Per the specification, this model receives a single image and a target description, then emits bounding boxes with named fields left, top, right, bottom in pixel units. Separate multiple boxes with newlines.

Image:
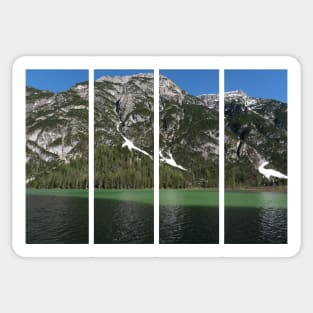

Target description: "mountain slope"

left=26, top=74, right=287, bottom=189
left=223, top=90, right=287, bottom=188
left=94, top=74, right=154, bottom=188
left=26, top=83, right=89, bottom=188
left=94, top=74, right=153, bottom=154
left=159, top=75, right=219, bottom=188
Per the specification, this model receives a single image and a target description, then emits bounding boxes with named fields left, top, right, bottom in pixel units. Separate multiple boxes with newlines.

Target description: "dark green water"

left=159, top=190, right=219, bottom=244
left=225, top=191, right=287, bottom=244
left=26, top=189, right=88, bottom=244
left=26, top=189, right=287, bottom=245
left=94, top=190, right=154, bottom=244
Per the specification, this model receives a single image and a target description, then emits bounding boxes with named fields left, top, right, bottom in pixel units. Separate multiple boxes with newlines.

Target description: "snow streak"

left=258, top=161, right=287, bottom=180
left=159, top=151, right=187, bottom=171
left=116, top=122, right=152, bottom=159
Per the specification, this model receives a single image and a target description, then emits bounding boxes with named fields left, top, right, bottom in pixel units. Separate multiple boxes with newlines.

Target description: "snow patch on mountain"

left=258, top=161, right=287, bottom=180
left=121, top=136, right=152, bottom=159
left=116, top=122, right=152, bottom=159
left=159, top=151, right=187, bottom=171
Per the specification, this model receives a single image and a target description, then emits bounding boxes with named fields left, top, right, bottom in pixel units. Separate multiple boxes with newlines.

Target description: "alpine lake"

left=26, top=189, right=287, bottom=244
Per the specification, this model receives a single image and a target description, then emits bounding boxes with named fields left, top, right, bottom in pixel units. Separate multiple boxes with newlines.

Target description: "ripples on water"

left=159, top=190, right=219, bottom=244
left=94, top=199, right=154, bottom=244
left=26, top=195, right=88, bottom=244
left=160, top=205, right=219, bottom=244
left=27, top=191, right=286, bottom=245
left=225, top=192, right=287, bottom=244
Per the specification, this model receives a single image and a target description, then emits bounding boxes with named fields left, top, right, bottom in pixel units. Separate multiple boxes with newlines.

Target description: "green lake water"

left=225, top=191, right=287, bottom=244
left=159, top=190, right=219, bottom=244
left=26, top=189, right=88, bottom=244
left=159, top=190, right=287, bottom=244
left=94, top=189, right=153, bottom=244
left=26, top=189, right=287, bottom=244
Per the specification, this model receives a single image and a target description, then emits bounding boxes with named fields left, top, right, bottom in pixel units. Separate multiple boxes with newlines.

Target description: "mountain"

left=26, top=83, right=89, bottom=188
left=26, top=74, right=287, bottom=189
left=94, top=74, right=154, bottom=188
left=159, top=81, right=287, bottom=188
left=26, top=74, right=155, bottom=189
left=223, top=90, right=287, bottom=188
left=159, top=75, right=219, bottom=188
left=94, top=74, right=153, bottom=154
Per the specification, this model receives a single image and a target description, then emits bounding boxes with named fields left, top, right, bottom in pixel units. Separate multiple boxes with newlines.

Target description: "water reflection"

left=258, top=207, right=287, bottom=243
left=225, top=192, right=287, bottom=244
left=94, top=198, right=153, bottom=244
left=26, top=195, right=88, bottom=244
left=160, top=205, right=185, bottom=242
left=160, top=205, right=219, bottom=244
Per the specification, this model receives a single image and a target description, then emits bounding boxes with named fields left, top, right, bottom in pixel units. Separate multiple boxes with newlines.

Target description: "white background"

left=0, top=0, right=311, bottom=312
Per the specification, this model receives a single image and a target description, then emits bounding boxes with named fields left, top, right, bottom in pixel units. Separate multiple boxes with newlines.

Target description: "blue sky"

left=225, top=70, right=287, bottom=102
left=94, top=69, right=153, bottom=80
left=26, top=70, right=88, bottom=92
left=160, top=70, right=219, bottom=96
left=26, top=69, right=287, bottom=102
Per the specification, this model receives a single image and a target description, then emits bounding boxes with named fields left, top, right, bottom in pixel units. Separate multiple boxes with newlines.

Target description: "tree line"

left=27, top=158, right=88, bottom=189
left=224, top=162, right=287, bottom=189
left=28, top=148, right=286, bottom=190
left=160, top=163, right=218, bottom=189
left=94, top=145, right=153, bottom=189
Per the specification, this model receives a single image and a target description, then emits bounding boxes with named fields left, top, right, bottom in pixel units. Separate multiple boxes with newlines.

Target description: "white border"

left=12, top=56, right=301, bottom=257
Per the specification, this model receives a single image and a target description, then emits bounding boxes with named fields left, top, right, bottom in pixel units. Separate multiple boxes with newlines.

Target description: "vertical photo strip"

left=224, top=70, right=288, bottom=244
left=26, top=69, right=89, bottom=244
left=159, top=70, right=219, bottom=244
left=94, top=70, right=154, bottom=244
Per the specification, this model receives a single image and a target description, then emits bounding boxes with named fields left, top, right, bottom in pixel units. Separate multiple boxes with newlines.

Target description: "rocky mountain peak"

left=96, top=73, right=153, bottom=84
left=72, top=82, right=88, bottom=99
left=225, top=89, right=247, bottom=98
left=159, top=75, right=185, bottom=102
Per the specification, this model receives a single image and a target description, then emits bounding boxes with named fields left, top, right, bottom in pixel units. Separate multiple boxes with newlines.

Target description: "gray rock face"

left=160, top=81, right=219, bottom=164
left=223, top=92, right=287, bottom=186
left=94, top=73, right=154, bottom=154
left=198, top=94, right=219, bottom=110
left=26, top=85, right=89, bottom=164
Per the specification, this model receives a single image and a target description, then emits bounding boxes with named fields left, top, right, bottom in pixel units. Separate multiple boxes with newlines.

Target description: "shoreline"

left=27, top=186, right=287, bottom=192
left=225, top=186, right=287, bottom=192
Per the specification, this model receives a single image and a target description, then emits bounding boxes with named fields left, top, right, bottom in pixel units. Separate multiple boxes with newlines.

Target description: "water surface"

left=159, top=190, right=219, bottom=244
left=225, top=191, right=287, bottom=244
left=94, top=189, right=153, bottom=244
left=26, top=189, right=88, bottom=244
